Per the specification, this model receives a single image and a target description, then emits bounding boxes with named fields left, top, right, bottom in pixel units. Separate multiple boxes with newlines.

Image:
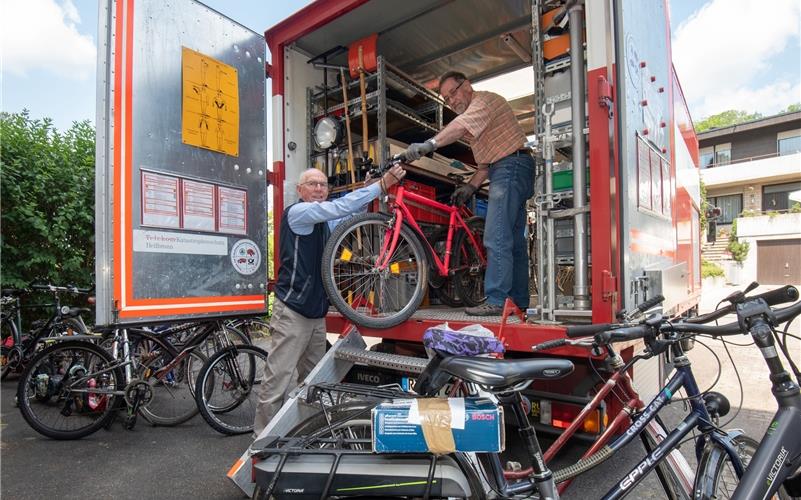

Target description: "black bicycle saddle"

left=437, top=356, right=574, bottom=390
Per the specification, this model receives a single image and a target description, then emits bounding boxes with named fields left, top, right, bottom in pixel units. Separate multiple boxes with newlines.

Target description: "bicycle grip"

left=596, top=324, right=651, bottom=344
left=636, top=294, right=665, bottom=313
left=565, top=323, right=613, bottom=338
left=533, top=338, right=568, bottom=351
left=748, top=285, right=799, bottom=307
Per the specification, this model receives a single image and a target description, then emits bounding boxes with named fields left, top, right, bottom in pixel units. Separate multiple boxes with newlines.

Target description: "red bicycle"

left=322, top=154, right=486, bottom=329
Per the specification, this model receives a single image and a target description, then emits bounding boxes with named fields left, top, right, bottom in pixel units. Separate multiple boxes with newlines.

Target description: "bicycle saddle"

left=437, top=356, right=574, bottom=390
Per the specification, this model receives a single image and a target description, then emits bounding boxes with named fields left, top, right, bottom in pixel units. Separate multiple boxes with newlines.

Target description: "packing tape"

left=417, top=398, right=456, bottom=455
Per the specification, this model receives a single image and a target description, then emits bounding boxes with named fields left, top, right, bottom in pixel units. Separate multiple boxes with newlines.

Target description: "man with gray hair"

left=406, top=71, right=533, bottom=316
left=253, top=164, right=405, bottom=437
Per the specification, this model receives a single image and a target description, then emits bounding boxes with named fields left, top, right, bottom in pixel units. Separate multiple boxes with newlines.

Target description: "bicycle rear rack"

left=253, top=435, right=445, bottom=500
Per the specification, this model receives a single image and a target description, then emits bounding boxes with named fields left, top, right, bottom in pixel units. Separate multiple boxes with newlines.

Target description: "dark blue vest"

left=274, top=204, right=330, bottom=318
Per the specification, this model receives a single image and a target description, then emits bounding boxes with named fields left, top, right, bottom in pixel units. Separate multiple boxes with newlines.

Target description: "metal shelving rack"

left=306, top=56, right=471, bottom=186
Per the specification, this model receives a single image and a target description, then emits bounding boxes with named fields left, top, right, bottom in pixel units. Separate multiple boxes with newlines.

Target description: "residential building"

left=699, top=111, right=801, bottom=285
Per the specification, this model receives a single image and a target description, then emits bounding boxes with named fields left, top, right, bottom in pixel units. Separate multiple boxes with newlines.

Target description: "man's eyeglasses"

left=441, top=79, right=465, bottom=103
left=300, top=181, right=331, bottom=189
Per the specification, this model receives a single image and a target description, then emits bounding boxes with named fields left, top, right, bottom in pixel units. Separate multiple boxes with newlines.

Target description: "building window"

left=699, top=149, right=714, bottom=168
left=763, top=181, right=801, bottom=212
left=699, top=143, right=731, bottom=168
left=709, top=194, right=742, bottom=224
left=778, top=129, right=801, bottom=156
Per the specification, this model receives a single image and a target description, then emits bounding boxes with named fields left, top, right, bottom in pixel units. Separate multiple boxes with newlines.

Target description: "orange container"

left=348, top=33, right=378, bottom=78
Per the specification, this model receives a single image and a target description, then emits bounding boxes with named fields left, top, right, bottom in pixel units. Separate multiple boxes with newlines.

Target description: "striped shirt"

left=453, top=91, right=526, bottom=165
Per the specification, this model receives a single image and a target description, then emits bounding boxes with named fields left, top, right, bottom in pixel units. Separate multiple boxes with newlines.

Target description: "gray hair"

left=298, top=168, right=326, bottom=184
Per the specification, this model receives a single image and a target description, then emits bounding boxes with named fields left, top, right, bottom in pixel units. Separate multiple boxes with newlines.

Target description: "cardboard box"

left=372, top=398, right=504, bottom=454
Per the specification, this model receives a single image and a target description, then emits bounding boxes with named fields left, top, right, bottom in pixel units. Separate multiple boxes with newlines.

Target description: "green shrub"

left=789, top=202, right=801, bottom=214
left=702, top=259, right=725, bottom=279
left=726, top=219, right=750, bottom=263
left=766, top=210, right=780, bottom=219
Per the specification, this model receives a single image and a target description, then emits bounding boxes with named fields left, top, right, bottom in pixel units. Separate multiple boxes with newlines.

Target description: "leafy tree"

left=1, top=111, right=96, bottom=289
left=780, top=103, right=801, bottom=114
left=694, top=110, right=762, bottom=133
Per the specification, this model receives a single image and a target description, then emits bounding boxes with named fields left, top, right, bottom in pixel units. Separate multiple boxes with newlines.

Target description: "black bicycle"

left=666, top=289, right=801, bottom=499
left=1, top=284, right=92, bottom=380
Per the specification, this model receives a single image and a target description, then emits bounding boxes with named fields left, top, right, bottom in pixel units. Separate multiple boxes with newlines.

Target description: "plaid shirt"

left=452, top=91, right=526, bottom=165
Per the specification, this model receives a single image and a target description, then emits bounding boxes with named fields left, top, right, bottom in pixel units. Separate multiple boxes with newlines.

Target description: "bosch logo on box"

left=471, top=413, right=495, bottom=421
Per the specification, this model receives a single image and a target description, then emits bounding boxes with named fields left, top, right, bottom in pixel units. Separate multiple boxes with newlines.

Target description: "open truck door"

left=95, top=0, right=269, bottom=326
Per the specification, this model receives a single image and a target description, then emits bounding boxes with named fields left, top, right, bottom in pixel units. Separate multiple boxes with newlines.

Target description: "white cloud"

left=1, top=0, right=96, bottom=80
left=693, top=81, right=801, bottom=118
left=672, top=0, right=800, bottom=118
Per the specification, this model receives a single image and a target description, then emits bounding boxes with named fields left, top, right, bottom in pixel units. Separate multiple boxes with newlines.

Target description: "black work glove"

left=451, top=184, right=477, bottom=207
left=405, top=140, right=436, bottom=161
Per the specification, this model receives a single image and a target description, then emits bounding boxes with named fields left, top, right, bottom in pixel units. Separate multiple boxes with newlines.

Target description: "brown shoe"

left=464, top=303, right=503, bottom=316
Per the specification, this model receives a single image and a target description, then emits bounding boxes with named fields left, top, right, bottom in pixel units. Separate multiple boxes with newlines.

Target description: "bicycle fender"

left=694, top=429, right=746, bottom=498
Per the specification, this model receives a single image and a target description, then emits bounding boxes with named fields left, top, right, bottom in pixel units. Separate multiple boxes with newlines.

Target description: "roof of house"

left=697, top=110, right=801, bottom=140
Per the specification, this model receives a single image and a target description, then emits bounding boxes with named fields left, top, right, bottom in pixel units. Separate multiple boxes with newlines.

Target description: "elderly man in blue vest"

left=253, top=164, right=406, bottom=437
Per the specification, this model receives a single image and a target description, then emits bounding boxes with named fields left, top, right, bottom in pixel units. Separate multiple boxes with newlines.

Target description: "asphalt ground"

left=1, top=284, right=798, bottom=499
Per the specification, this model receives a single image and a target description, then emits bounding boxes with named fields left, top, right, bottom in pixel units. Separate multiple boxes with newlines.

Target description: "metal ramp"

left=227, top=327, right=431, bottom=497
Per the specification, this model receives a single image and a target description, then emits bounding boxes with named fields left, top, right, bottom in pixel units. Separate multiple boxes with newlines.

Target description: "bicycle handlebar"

left=600, top=294, right=801, bottom=343
left=565, top=323, right=615, bottom=338
left=687, top=285, right=799, bottom=324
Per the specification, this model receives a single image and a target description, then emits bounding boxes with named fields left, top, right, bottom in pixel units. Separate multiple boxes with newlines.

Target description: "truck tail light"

left=537, top=400, right=607, bottom=434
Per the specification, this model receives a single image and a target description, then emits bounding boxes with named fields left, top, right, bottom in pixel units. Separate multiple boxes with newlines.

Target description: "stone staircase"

left=702, top=238, right=731, bottom=262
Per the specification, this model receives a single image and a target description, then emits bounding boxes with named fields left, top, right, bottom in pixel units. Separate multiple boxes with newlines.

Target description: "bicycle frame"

left=375, top=184, right=485, bottom=277
left=728, top=315, right=801, bottom=499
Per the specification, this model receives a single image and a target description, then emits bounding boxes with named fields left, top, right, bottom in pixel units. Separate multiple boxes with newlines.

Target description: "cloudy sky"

left=1, top=0, right=799, bottom=132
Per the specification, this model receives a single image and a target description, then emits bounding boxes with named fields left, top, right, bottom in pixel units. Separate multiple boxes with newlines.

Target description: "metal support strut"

left=569, top=1, right=590, bottom=310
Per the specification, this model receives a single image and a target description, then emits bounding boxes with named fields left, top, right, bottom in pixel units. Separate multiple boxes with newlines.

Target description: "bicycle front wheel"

left=696, top=434, right=790, bottom=499
left=322, top=212, right=428, bottom=329
left=195, top=344, right=268, bottom=435
left=17, top=340, right=123, bottom=440
left=135, top=342, right=205, bottom=427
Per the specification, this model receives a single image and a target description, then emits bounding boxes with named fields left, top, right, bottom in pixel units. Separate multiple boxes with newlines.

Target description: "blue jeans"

left=483, top=154, right=534, bottom=308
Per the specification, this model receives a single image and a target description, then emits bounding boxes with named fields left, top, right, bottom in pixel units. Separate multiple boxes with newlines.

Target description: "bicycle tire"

left=16, top=340, right=123, bottom=440
left=195, top=344, right=268, bottom=435
left=641, top=421, right=693, bottom=500
left=322, top=212, right=428, bottom=329
left=135, top=343, right=206, bottom=427
left=696, top=434, right=790, bottom=499
left=452, top=217, right=486, bottom=307
left=48, top=317, right=88, bottom=337
left=428, top=226, right=464, bottom=307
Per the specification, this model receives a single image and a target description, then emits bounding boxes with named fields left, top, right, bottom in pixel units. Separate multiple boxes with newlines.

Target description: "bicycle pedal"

left=124, top=415, right=137, bottom=430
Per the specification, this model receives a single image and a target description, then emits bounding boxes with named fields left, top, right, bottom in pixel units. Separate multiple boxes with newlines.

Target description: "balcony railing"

left=701, top=150, right=792, bottom=169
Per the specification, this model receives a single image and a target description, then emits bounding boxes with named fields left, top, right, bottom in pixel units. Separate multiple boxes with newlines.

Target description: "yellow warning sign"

left=182, top=47, right=239, bottom=156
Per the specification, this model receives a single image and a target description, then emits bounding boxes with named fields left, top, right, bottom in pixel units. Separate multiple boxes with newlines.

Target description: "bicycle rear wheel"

left=17, top=340, right=123, bottom=440
left=452, top=217, right=486, bottom=307
left=322, top=212, right=428, bottom=329
left=194, top=344, right=268, bottom=435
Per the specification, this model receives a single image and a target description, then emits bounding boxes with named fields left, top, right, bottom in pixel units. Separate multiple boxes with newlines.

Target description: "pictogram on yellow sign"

left=182, top=47, right=239, bottom=156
